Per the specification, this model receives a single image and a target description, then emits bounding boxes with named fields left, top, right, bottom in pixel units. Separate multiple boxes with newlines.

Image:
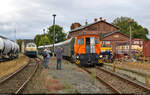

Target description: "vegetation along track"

left=0, top=58, right=40, bottom=94
left=83, top=66, right=150, bottom=94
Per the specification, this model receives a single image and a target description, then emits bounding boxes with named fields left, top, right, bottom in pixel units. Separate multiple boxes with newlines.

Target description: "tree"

left=47, top=25, right=67, bottom=43
left=34, top=34, right=51, bottom=46
left=34, top=34, right=41, bottom=47
left=17, top=39, right=22, bottom=52
left=112, top=16, right=149, bottom=40
left=34, top=25, right=66, bottom=46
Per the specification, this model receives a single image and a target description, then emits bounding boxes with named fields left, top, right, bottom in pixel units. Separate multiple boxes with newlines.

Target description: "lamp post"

left=43, top=29, right=45, bottom=48
left=52, top=14, right=56, bottom=57
left=128, top=19, right=134, bottom=60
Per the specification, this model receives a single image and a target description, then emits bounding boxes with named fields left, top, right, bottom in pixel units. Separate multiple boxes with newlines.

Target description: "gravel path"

left=46, top=58, right=112, bottom=94
left=23, top=57, right=113, bottom=94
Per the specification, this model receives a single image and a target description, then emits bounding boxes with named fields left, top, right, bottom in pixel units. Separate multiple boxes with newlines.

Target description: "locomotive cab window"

left=77, top=38, right=84, bottom=45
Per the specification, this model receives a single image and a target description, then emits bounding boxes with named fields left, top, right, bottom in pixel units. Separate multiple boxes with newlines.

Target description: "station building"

left=67, top=17, right=130, bottom=54
left=143, top=41, right=150, bottom=57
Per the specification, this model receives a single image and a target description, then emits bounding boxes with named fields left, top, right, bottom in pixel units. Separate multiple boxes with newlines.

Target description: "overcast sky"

left=0, top=0, right=150, bottom=41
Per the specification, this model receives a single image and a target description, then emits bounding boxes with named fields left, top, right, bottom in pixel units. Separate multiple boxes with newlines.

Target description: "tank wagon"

left=0, top=36, right=19, bottom=60
left=38, top=34, right=103, bottom=67
left=25, top=43, right=38, bottom=57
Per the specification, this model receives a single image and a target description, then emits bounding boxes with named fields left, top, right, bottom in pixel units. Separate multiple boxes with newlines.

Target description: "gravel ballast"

left=23, top=57, right=113, bottom=94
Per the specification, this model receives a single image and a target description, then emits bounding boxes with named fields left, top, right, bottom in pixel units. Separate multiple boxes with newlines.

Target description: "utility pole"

left=14, top=29, right=16, bottom=43
left=52, top=14, right=56, bottom=57
left=128, top=19, right=134, bottom=60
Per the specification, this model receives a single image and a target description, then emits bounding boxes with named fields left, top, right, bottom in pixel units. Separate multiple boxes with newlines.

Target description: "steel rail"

left=15, top=58, right=39, bottom=94
left=96, top=66, right=150, bottom=93
left=0, top=59, right=30, bottom=84
left=81, top=67, right=121, bottom=94
left=0, top=58, right=41, bottom=94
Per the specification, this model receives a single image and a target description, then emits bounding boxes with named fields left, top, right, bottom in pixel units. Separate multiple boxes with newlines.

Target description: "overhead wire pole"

left=52, top=14, right=56, bottom=57
left=128, top=19, right=134, bottom=61
left=14, top=29, right=16, bottom=43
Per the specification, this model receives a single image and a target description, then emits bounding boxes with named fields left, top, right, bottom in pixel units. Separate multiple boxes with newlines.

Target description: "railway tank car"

left=0, top=36, right=19, bottom=60
left=38, top=34, right=103, bottom=67
left=25, top=43, right=38, bottom=57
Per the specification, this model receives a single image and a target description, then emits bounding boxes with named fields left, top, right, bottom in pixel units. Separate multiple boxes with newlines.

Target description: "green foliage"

left=34, top=25, right=66, bottom=47
left=34, top=34, right=51, bottom=47
left=112, top=16, right=149, bottom=40
left=47, top=25, right=67, bottom=43
left=17, top=39, right=22, bottom=52
left=34, top=34, right=41, bottom=47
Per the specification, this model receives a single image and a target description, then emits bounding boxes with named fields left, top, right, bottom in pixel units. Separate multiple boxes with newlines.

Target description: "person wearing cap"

left=42, top=48, right=50, bottom=69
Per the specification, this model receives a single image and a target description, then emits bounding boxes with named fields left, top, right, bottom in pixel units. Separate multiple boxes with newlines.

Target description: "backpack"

left=42, top=51, right=47, bottom=57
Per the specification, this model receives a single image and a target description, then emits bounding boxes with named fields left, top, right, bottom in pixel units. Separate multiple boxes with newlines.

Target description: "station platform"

left=39, top=57, right=104, bottom=93
left=19, top=56, right=115, bottom=94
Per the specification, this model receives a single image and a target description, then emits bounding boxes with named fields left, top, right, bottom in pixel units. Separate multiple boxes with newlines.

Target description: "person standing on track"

left=56, top=47, right=63, bottom=70
left=42, top=48, right=50, bottom=69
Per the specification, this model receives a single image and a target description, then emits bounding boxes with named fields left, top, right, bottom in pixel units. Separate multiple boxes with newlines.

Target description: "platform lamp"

left=52, top=14, right=56, bottom=57
left=128, top=19, right=134, bottom=60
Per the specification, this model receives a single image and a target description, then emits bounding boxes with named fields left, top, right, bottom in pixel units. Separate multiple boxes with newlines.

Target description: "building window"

left=113, top=35, right=119, bottom=38
left=95, top=38, right=99, bottom=44
left=104, top=41, right=110, bottom=44
left=140, top=41, right=143, bottom=44
left=77, top=38, right=84, bottom=45
left=134, top=41, right=139, bottom=44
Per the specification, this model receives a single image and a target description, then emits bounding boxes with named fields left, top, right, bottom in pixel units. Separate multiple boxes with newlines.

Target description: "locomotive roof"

left=26, top=42, right=36, bottom=46
left=38, top=37, right=74, bottom=49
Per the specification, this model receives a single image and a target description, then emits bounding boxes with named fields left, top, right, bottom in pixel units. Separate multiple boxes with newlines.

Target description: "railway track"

left=0, top=58, right=40, bottom=94
left=82, top=67, right=150, bottom=94
left=0, top=58, right=16, bottom=62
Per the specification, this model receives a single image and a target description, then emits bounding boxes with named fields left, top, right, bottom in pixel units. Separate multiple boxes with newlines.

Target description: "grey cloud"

left=0, top=0, right=150, bottom=40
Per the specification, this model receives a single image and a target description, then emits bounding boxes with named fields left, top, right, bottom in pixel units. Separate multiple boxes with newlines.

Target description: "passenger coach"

left=38, top=34, right=103, bottom=66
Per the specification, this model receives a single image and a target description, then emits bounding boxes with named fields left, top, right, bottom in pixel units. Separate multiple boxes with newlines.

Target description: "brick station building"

left=67, top=17, right=130, bottom=54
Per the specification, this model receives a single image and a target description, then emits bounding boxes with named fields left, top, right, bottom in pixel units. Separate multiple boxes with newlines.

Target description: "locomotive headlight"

left=99, top=55, right=102, bottom=58
left=76, top=55, right=79, bottom=59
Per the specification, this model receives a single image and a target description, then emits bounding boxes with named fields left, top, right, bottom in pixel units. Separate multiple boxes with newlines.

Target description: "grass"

left=91, top=68, right=96, bottom=85
left=62, top=80, right=80, bottom=93
left=0, top=53, right=29, bottom=78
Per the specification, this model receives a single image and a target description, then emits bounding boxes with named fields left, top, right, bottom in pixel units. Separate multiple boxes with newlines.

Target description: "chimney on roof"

left=94, top=18, right=98, bottom=22
left=70, top=22, right=81, bottom=30
left=85, top=21, right=88, bottom=25
left=100, top=17, right=102, bottom=21
left=104, top=19, right=106, bottom=22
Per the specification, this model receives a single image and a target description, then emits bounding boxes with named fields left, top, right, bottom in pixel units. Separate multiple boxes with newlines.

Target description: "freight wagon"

left=0, top=36, right=19, bottom=60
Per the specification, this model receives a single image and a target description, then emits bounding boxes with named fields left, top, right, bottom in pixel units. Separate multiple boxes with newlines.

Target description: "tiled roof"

left=69, top=20, right=120, bottom=33
left=102, top=31, right=129, bottom=38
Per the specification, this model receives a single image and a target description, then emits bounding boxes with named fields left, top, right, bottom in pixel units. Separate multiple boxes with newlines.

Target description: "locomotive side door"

left=86, top=37, right=90, bottom=53
left=86, top=37, right=96, bottom=53
left=90, top=37, right=96, bottom=53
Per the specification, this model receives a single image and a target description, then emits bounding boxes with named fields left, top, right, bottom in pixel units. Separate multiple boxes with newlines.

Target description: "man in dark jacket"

left=42, top=48, right=50, bottom=69
left=56, top=47, right=63, bottom=70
